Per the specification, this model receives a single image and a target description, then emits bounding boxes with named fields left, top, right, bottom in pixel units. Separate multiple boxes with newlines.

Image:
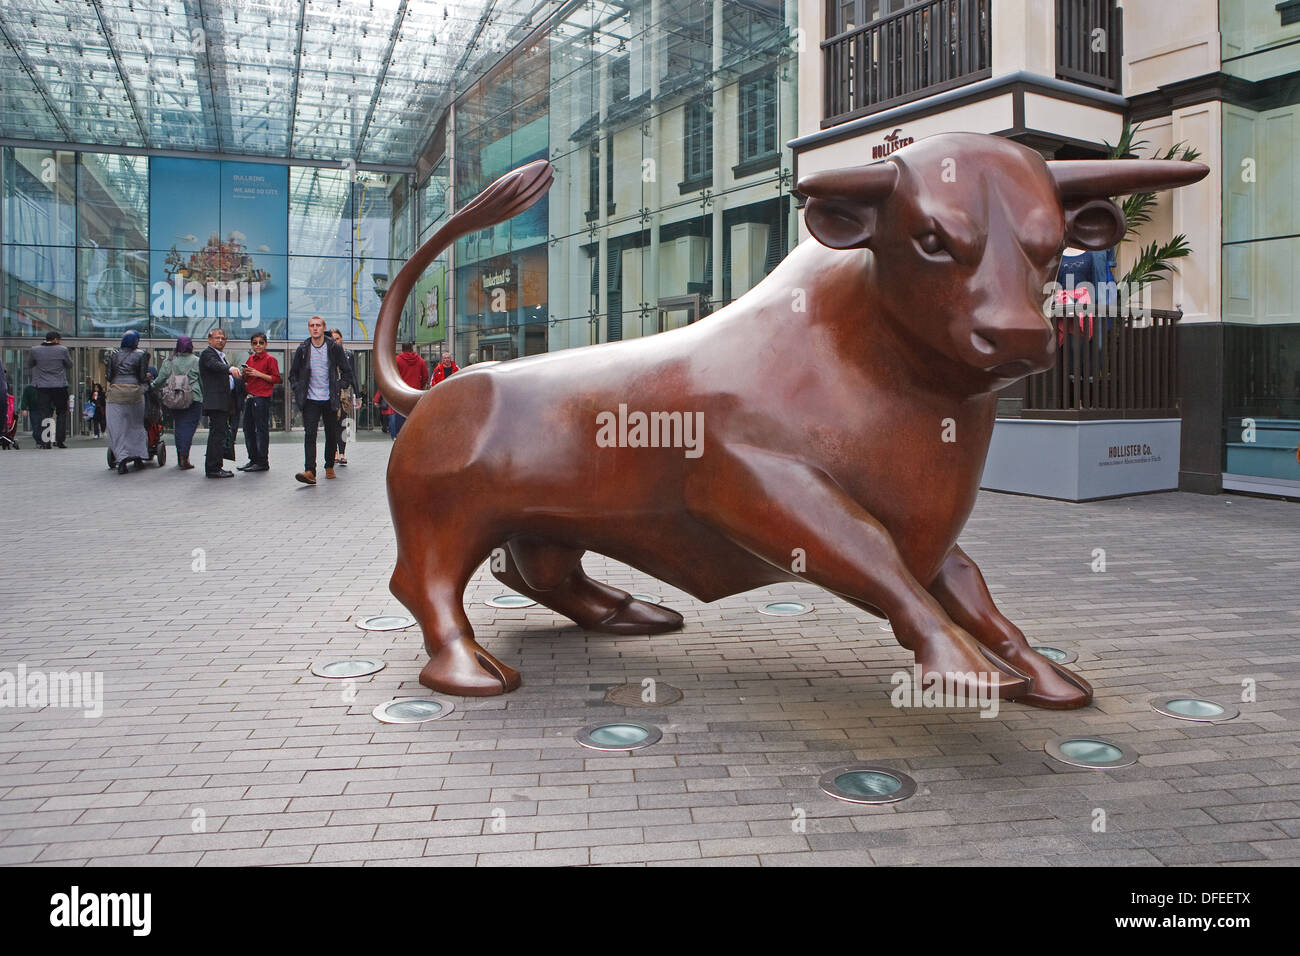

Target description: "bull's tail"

left=373, top=160, right=554, bottom=417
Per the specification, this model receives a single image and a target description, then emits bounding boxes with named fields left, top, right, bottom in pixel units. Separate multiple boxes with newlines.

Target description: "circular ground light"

left=759, top=600, right=811, bottom=617
left=1044, top=736, right=1137, bottom=769
left=603, top=682, right=684, bottom=707
left=372, top=697, right=455, bottom=724
left=631, top=593, right=662, bottom=605
left=819, top=766, right=917, bottom=805
left=354, top=614, right=415, bottom=631
left=309, top=658, right=385, bottom=679
left=485, top=593, right=537, bottom=609
left=1033, top=646, right=1078, bottom=665
left=575, top=721, right=662, bottom=752
left=1149, top=695, right=1239, bottom=723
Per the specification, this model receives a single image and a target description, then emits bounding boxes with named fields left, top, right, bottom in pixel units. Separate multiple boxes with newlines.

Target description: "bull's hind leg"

left=389, top=514, right=521, bottom=696
left=491, top=536, right=684, bottom=635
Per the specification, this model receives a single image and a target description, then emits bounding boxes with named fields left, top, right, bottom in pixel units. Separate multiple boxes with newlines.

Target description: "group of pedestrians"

left=9, top=322, right=456, bottom=480
left=375, top=342, right=458, bottom=438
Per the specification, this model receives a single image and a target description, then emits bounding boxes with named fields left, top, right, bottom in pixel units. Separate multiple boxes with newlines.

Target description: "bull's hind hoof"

left=589, top=595, right=684, bottom=635
left=419, top=638, right=521, bottom=696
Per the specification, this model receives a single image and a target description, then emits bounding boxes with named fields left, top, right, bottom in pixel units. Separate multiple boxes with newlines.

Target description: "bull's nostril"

left=970, top=330, right=997, bottom=356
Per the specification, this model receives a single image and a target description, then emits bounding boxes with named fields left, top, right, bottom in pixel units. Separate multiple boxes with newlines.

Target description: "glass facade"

left=1, top=148, right=414, bottom=343
left=1, top=0, right=798, bottom=431
left=445, top=0, right=799, bottom=365
left=1219, top=1, right=1300, bottom=487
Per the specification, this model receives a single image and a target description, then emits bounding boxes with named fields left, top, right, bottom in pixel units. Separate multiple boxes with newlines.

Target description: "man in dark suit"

left=199, top=328, right=242, bottom=478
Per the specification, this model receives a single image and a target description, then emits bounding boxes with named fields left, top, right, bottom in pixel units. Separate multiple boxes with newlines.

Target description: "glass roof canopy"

left=0, top=0, right=559, bottom=169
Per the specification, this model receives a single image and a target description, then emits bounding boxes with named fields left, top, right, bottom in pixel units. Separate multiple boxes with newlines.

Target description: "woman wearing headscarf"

left=152, top=335, right=203, bottom=470
left=104, top=330, right=151, bottom=474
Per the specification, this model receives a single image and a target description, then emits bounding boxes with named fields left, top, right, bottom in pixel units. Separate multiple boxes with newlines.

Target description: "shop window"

left=737, top=73, right=779, bottom=172
left=682, top=99, right=713, bottom=190
left=611, top=55, right=631, bottom=103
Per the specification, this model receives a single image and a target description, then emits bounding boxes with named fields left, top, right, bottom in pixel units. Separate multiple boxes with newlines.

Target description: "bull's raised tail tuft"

left=373, top=160, right=554, bottom=417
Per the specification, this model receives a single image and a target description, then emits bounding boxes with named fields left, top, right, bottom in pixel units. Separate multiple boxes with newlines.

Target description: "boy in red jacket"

left=238, top=332, right=281, bottom=471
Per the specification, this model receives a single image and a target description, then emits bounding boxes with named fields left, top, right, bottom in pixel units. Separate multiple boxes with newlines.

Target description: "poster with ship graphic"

left=149, top=158, right=288, bottom=338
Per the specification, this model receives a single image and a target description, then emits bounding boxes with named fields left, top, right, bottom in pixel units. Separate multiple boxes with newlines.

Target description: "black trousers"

left=205, top=410, right=228, bottom=474
left=35, top=386, right=68, bottom=445
left=243, top=396, right=271, bottom=466
left=302, top=399, right=339, bottom=472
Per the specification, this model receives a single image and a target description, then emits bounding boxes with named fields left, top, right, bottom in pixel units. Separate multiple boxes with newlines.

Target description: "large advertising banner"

left=413, top=262, right=447, bottom=346
left=149, top=158, right=288, bottom=338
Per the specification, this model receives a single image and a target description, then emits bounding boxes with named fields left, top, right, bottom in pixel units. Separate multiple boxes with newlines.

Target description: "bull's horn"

left=1048, top=159, right=1209, bottom=200
left=797, top=162, right=898, bottom=201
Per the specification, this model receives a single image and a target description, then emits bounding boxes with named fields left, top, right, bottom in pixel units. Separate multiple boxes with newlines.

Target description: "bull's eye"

left=917, top=232, right=946, bottom=256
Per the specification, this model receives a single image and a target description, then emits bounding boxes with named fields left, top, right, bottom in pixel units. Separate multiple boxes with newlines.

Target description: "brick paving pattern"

left=2, top=437, right=1298, bottom=866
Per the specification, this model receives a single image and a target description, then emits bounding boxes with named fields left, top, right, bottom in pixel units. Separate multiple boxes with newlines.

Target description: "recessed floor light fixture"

left=1044, top=736, right=1137, bottom=769
left=603, top=682, right=684, bottom=707
left=630, top=593, right=662, bottom=605
left=1032, top=646, right=1078, bottom=665
left=355, top=614, right=415, bottom=631
left=309, top=658, right=385, bottom=679
left=759, top=600, right=811, bottom=617
left=575, top=721, right=662, bottom=751
left=1149, top=695, right=1239, bottom=723
left=819, top=766, right=917, bottom=804
left=372, top=697, right=455, bottom=724
left=485, top=593, right=537, bottom=608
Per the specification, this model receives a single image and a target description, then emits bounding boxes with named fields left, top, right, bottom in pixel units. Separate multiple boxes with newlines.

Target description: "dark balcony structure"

left=1020, top=307, right=1183, bottom=420
left=822, top=0, right=1124, bottom=127
left=823, top=0, right=992, bottom=126
left=1055, top=0, right=1124, bottom=92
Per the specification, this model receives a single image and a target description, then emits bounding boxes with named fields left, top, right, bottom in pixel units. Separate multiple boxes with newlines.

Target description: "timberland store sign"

left=482, top=267, right=515, bottom=289
left=981, top=418, right=1181, bottom=501
left=872, top=128, right=915, bottom=159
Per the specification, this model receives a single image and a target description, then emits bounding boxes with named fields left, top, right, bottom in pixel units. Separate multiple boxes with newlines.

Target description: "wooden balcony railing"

left=1055, top=0, right=1123, bottom=92
left=822, top=0, right=991, bottom=127
left=1022, top=307, right=1182, bottom=419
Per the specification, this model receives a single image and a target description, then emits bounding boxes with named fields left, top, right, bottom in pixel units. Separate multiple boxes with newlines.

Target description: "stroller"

left=106, top=387, right=167, bottom=469
left=1, top=394, right=17, bottom=450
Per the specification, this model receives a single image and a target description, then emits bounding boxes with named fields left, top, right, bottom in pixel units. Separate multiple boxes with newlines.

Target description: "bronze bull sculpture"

left=373, top=132, right=1207, bottom=705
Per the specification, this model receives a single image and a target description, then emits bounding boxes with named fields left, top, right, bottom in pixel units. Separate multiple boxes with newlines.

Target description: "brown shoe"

left=296, top=470, right=316, bottom=485
left=325, top=467, right=336, bottom=479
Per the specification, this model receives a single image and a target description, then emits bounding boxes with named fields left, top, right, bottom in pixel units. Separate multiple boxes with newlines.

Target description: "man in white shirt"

left=288, top=316, right=354, bottom=485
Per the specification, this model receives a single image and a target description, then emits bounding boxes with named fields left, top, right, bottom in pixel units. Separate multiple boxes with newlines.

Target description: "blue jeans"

left=173, top=401, right=202, bottom=457
left=243, top=395, right=271, bottom=466
left=389, top=412, right=406, bottom=438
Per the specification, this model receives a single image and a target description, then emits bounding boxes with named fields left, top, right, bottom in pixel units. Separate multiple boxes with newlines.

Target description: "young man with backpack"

left=153, top=335, right=203, bottom=470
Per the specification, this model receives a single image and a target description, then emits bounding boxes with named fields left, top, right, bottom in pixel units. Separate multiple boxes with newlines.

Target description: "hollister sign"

left=872, top=128, right=915, bottom=160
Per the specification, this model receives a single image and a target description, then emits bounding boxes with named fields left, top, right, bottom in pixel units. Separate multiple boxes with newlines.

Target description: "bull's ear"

left=1048, top=159, right=1209, bottom=201
left=798, top=163, right=898, bottom=250
left=1063, top=198, right=1127, bottom=251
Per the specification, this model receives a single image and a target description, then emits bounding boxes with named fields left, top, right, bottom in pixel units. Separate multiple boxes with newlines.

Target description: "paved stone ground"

left=1, top=436, right=1298, bottom=867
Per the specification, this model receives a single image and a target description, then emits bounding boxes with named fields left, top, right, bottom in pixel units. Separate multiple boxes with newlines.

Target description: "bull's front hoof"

left=913, top=639, right=1031, bottom=702
left=589, top=595, right=684, bottom=635
left=996, top=646, right=1093, bottom=709
left=419, top=638, right=522, bottom=696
